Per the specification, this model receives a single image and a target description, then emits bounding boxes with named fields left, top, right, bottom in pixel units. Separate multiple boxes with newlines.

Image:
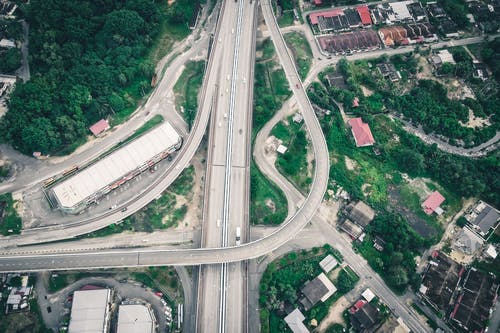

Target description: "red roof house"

left=313, top=0, right=323, bottom=6
left=348, top=117, right=375, bottom=147
left=356, top=6, right=372, bottom=25
left=89, top=119, right=110, bottom=137
left=309, top=9, right=344, bottom=25
left=422, top=191, right=445, bottom=215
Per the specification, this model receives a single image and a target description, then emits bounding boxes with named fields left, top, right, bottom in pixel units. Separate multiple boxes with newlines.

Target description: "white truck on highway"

left=236, top=227, right=241, bottom=245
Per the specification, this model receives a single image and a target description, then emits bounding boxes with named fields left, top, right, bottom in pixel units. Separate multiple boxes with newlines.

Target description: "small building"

left=346, top=201, right=376, bottom=228
left=89, top=119, right=110, bottom=137
left=465, top=201, right=499, bottom=237
left=376, top=62, right=401, bottom=82
left=356, top=5, right=372, bottom=26
left=319, top=254, right=338, bottom=274
left=485, top=244, right=497, bottom=259
left=340, top=219, right=364, bottom=239
left=472, top=62, right=489, bottom=81
left=439, top=18, right=459, bottom=38
left=408, top=2, right=427, bottom=21
left=277, top=144, right=288, bottom=154
left=284, top=308, right=309, bottom=333
left=427, top=3, right=447, bottom=18
left=299, top=273, right=337, bottom=311
left=349, top=300, right=381, bottom=331
left=362, top=288, right=376, bottom=302
left=117, top=304, right=155, bottom=333
left=69, top=288, right=111, bottom=333
left=388, top=0, right=414, bottom=22
left=0, top=38, right=15, bottom=48
left=293, top=113, right=303, bottom=124
left=422, top=191, right=445, bottom=215
left=454, top=227, right=484, bottom=255
left=348, top=118, right=375, bottom=147
left=419, top=251, right=463, bottom=313
left=431, top=49, right=456, bottom=69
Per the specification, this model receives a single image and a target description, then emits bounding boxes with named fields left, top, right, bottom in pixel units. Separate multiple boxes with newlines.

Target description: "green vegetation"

left=0, top=193, right=22, bottom=236
left=173, top=60, right=206, bottom=129
left=336, top=266, right=360, bottom=293
left=250, top=160, right=288, bottom=225
left=355, top=212, right=428, bottom=293
left=0, top=0, right=196, bottom=155
left=131, top=266, right=183, bottom=302
left=326, top=323, right=346, bottom=333
left=437, top=0, right=470, bottom=29
left=81, top=166, right=194, bottom=238
left=122, top=114, right=164, bottom=145
left=251, top=38, right=291, bottom=225
left=272, top=118, right=311, bottom=193
left=275, top=0, right=301, bottom=27
left=0, top=48, right=21, bottom=74
left=324, top=58, right=500, bottom=208
left=259, top=245, right=356, bottom=332
left=253, top=38, right=291, bottom=136
left=481, top=37, right=500, bottom=81
left=0, top=299, right=53, bottom=333
left=169, top=165, right=195, bottom=196
left=0, top=165, right=9, bottom=178
left=48, top=272, right=94, bottom=292
left=284, top=31, right=312, bottom=80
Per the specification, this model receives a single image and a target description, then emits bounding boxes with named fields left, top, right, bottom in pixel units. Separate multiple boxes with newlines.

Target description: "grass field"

left=173, top=60, right=206, bottom=129
left=284, top=31, right=313, bottom=80
left=250, top=160, right=288, bottom=225
left=0, top=193, right=21, bottom=236
left=272, top=117, right=311, bottom=193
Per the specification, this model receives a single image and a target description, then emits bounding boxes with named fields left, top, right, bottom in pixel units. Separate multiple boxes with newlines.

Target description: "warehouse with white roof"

left=47, top=122, right=182, bottom=213
left=117, top=304, right=156, bottom=333
left=68, top=289, right=111, bottom=333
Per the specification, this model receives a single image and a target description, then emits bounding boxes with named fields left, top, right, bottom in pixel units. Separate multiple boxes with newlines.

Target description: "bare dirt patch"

left=361, top=85, right=373, bottom=97
left=459, top=109, right=491, bottom=129
left=174, top=151, right=205, bottom=231
left=344, top=156, right=358, bottom=171
left=317, top=296, right=349, bottom=332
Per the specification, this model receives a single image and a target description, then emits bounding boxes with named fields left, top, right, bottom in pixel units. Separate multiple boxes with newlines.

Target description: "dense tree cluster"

left=0, top=0, right=175, bottom=154
left=0, top=48, right=21, bottom=73
left=437, top=0, right=470, bottom=29
left=365, top=212, right=426, bottom=291
left=481, top=37, right=500, bottom=81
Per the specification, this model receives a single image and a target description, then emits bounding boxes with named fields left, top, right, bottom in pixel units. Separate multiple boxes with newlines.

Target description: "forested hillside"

left=0, top=0, right=197, bottom=155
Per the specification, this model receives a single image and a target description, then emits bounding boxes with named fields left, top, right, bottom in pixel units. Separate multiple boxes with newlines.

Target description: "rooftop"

left=467, top=201, right=499, bottom=235
left=299, top=273, right=337, bottom=311
left=68, top=289, right=111, bottom=333
left=420, top=252, right=463, bottom=312
left=450, top=268, right=499, bottom=332
left=348, top=117, right=375, bottom=147
left=350, top=301, right=380, bottom=331
left=51, top=122, right=181, bottom=210
left=284, top=308, right=309, bottom=333
left=309, top=9, right=344, bottom=25
left=453, top=227, right=484, bottom=255
left=319, top=254, right=338, bottom=274
left=89, top=119, right=110, bottom=137
left=117, top=304, right=155, bottom=333
left=357, top=5, right=372, bottom=25
left=422, top=191, right=445, bottom=215
left=347, top=201, right=375, bottom=227
left=340, top=219, right=364, bottom=239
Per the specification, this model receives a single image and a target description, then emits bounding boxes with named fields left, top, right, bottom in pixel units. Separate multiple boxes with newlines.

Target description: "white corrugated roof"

left=69, top=289, right=110, bottom=333
left=52, top=122, right=180, bottom=209
left=284, top=308, right=309, bottom=333
left=117, top=304, right=154, bottom=333
left=319, top=255, right=338, bottom=273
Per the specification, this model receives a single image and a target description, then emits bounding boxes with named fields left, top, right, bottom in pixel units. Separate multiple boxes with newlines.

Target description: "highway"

left=196, top=0, right=255, bottom=331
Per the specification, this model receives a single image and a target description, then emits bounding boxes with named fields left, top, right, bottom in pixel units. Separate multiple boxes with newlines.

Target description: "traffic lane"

left=225, top=261, right=245, bottom=333
left=197, top=264, right=223, bottom=332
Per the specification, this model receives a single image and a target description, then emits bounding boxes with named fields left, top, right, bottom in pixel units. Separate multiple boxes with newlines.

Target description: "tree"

left=0, top=48, right=22, bottom=73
